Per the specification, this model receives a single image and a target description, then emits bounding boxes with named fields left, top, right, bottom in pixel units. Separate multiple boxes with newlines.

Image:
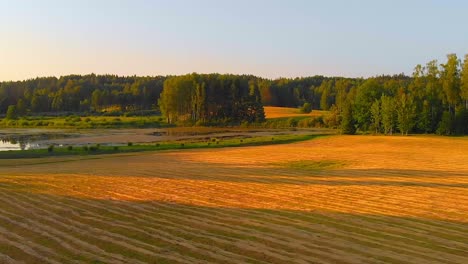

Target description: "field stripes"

left=0, top=135, right=467, bottom=263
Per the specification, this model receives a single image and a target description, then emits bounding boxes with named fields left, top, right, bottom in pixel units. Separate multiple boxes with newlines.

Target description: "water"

left=0, top=131, right=75, bottom=151
left=0, top=139, right=39, bottom=151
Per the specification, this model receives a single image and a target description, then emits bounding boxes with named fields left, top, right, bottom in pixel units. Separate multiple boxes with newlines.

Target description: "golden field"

left=264, top=106, right=327, bottom=119
left=0, top=135, right=467, bottom=263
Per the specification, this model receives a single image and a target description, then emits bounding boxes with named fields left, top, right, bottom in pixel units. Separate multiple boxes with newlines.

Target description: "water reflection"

left=0, top=138, right=40, bottom=151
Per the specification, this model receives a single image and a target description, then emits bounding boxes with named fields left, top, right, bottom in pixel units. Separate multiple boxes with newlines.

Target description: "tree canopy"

left=1, top=53, right=468, bottom=134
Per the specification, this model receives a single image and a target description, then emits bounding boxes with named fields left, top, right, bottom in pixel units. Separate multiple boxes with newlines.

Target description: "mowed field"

left=0, top=135, right=467, bottom=263
left=264, top=106, right=327, bottom=119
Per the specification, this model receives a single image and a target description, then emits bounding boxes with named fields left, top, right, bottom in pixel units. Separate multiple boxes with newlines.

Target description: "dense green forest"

left=1, top=54, right=467, bottom=134
left=158, top=74, right=265, bottom=125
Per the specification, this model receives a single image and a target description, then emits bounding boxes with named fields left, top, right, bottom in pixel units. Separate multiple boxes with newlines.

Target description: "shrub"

left=47, top=145, right=54, bottom=153
left=113, top=146, right=119, bottom=151
left=6, top=105, right=18, bottom=120
left=127, top=142, right=133, bottom=146
left=287, top=118, right=298, bottom=127
left=437, top=111, right=454, bottom=135
left=83, top=146, right=89, bottom=151
left=20, top=120, right=30, bottom=126
left=67, top=146, right=73, bottom=151
left=299, top=102, right=312, bottom=113
left=180, top=143, right=185, bottom=147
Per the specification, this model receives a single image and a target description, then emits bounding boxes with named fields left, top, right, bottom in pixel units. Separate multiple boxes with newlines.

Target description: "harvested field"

left=264, top=106, right=328, bottom=119
left=0, top=135, right=467, bottom=263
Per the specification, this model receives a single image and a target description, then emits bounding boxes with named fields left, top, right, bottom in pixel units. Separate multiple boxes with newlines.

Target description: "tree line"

left=0, top=74, right=165, bottom=116
left=158, top=74, right=265, bottom=125
left=1, top=54, right=467, bottom=134
left=335, top=54, right=468, bottom=135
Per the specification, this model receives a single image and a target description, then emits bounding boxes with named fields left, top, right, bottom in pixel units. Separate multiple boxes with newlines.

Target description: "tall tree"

left=319, top=80, right=331, bottom=110
left=424, top=60, right=443, bottom=132
left=461, top=54, right=468, bottom=109
left=441, top=54, right=461, bottom=112
left=370, top=99, right=381, bottom=134
left=353, top=79, right=383, bottom=131
left=380, top=95, right=396, bottom=135
left=396, top=92, right=416, bottom=135
left=340, top=102, right=355, bottom=135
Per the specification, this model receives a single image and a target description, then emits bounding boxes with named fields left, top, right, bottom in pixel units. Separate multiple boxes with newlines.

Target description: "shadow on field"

left=2, top=157, right=467, bottom=188
left=0, top=187, right=467, bottom=264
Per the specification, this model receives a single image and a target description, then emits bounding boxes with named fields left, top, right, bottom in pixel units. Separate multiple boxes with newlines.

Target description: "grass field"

left=0, top=133, right=320, bottom=159
left=0, top=135, right=467, bottom=263
left=264, top=106, right=328, bottom=119
left=0, top=115, right=168, bottom=129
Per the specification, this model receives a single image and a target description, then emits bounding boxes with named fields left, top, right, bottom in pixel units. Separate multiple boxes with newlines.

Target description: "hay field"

left=0, top=135, right=467, bottom=263
left=264, top=106, right=327, bottom=119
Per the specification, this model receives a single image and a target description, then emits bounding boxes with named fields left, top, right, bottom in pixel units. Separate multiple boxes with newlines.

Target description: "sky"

left=0, top=0, right=467, bottom=81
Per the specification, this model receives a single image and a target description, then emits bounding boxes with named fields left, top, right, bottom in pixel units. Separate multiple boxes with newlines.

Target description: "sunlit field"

left=0, top=135, right=467, bottom=263
left=264, top=106, right=328, bottom=119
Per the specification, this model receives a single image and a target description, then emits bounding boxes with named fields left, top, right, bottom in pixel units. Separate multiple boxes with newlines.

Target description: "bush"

left=19, top=120, right=30, bottom=126
left=83, top=146, right=89, bottom=151
left=6, top=105, right=18, bottom=120
left=67, top=146, right=73, bottom=151
left=287, top=118, right=298, bottom=127
left=113, top=146, right=119, bottom=151
left=47, top=145, right=54, bottom=153
left=299, top=102, right=312, bottom=113
left=127, top=142, right=133, bottom=146
left=437, top=111, right=454, bottom=135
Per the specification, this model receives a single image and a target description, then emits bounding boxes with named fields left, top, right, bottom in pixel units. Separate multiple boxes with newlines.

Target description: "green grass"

left=0, top=115, right=170, bottom=129
left=0, top=134, right=323, bottom=159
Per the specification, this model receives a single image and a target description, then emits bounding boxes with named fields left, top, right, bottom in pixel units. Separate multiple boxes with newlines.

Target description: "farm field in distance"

left=264, top=106, right=328, bottom=119
left=0, top=135, right=467, bottom=263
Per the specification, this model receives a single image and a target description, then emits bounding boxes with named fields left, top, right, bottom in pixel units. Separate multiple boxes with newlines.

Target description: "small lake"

left=0, top=139, right=40, bottom=151
left=0, top=131, right=77, bottom=151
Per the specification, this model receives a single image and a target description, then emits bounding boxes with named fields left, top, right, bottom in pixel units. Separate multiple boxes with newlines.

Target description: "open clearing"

left=0, top=135, right=467, bottom=263
left=264, top=106, right=328, bottom=119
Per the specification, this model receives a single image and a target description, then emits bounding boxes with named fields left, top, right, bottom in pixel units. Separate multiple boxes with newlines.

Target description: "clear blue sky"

left=1, top=0, right=467, bottom=81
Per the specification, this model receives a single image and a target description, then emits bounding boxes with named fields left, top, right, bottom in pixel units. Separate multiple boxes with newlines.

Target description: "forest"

left=1, top=54, right=467, bottom=134
left=158, top=74, right=265, bottom=125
